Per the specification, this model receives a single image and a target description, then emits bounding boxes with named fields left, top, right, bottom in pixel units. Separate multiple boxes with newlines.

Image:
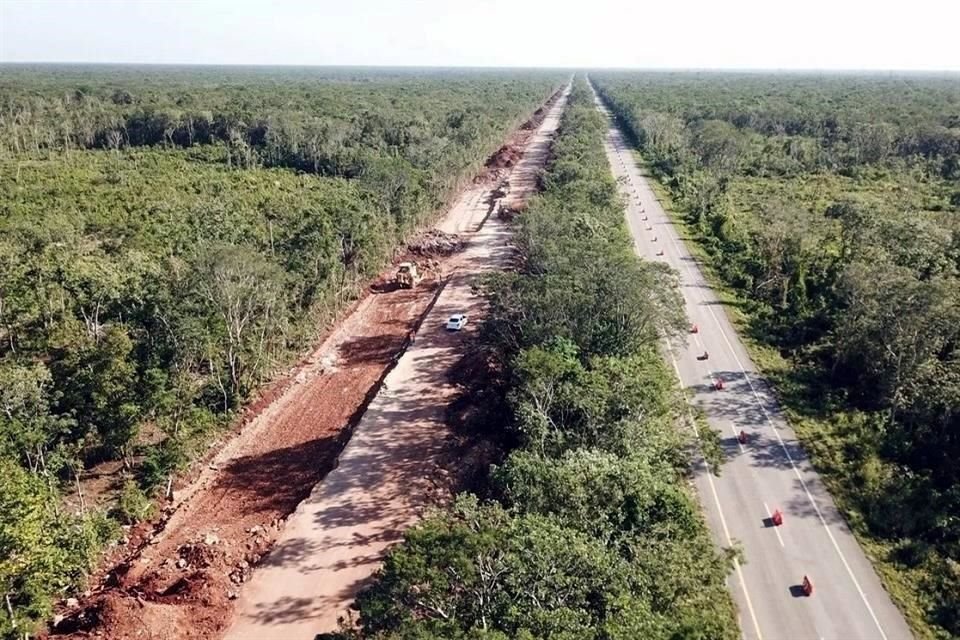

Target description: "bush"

left=114, top=480, right=156, bottom=525
left=0, top=460, right=115, bottom=638
left=137, top=439, right=187, bottom=491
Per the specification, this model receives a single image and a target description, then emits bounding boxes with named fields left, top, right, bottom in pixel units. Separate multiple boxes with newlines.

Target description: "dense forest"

left=0, top=65, right=565, bottom=637
left=592, top=71, right=960, bottom=637
left=330, top=80, right=739, bottom=640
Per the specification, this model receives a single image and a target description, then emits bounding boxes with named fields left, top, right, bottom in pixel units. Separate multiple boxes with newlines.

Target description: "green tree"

left=191, top=246, right=290, bottom=407
left=0, top=361, right=71, bottom=475
left=0, top=459, right=113, bottom=638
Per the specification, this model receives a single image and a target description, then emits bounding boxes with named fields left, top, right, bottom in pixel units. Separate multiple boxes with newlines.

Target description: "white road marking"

left=605, top=107, right=895, bottom=638
left=618, top=169, right=730, bottom=397
left=731, top=423, right=746, bottom=454
left=669, top=354, right=764, bottom=640
left=608, top=124, right=765, bottom=638
left=698, top=296, right=889, bottom=640
left=618, top=136, right=889, bottom=640
left=763, top=501, right=786, bottom=548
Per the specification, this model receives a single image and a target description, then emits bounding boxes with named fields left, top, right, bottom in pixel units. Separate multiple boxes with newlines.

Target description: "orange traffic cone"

left=738, top=430, right=748, bottom=444
left=772, top=510, right=783, bottom=526
left=714, top=378, right=724, bottom=390
left=802, top=575, right=813, bottom=596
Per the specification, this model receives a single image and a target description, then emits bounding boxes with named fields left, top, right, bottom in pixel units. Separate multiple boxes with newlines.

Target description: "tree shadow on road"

left=248, top=595, right=319, bottom=625
left=260, top=537, right=321, bottom=569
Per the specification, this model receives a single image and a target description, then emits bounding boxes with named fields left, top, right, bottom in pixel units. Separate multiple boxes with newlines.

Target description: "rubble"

left=406, top=229, right=465, bottom=257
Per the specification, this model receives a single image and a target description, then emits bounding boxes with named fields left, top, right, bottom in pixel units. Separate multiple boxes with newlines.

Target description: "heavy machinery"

left=395, top=262, right=422, bottom=289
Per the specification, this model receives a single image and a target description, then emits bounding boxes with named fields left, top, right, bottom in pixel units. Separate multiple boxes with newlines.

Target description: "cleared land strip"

left=55, top=88, right=566, bottom=640
left=590, top=80, right=913, bottom=640
left=224, top=88, right=569, bottom=639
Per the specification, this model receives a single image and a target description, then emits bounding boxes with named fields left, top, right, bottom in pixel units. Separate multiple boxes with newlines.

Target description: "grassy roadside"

left=629, top=151, right=941, bottom=640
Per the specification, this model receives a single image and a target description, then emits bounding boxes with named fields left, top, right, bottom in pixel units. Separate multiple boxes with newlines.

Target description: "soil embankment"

left=225, top=87, right=569, bottom=640
left=52, top=87, right=567, bottom=640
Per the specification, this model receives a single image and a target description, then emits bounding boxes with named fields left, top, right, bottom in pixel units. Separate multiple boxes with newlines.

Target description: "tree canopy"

left=593, top=70, right=960, bottom=639
left=337, top=79, right=738, bottom=640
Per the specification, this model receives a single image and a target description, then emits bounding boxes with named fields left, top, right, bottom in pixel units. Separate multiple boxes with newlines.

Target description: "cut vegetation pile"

left=405, top=229, right=465, bottom=257
left=485, top=143, right=524, bottom=169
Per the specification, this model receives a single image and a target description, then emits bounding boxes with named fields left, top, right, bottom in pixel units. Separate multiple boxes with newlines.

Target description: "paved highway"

left=590, top=81, right=913, bottom=640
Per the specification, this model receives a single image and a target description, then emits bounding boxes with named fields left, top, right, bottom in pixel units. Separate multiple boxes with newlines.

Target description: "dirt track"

left=225, top=86, right=569, bottom=639
left=52, top=87, right=566, bottom=640
left=55, top=281, right=435, bottom=639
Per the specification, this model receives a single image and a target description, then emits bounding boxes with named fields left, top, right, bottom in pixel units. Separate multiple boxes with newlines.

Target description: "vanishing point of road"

left=590, top=79, right=913, bottom=640
left=223, top=87, right=570, bottom=640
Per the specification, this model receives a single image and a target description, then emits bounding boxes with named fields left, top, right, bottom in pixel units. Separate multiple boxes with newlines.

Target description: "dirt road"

left=224, top=87, right=568, bottom=639
left=53, top=88, right=566, bottom=640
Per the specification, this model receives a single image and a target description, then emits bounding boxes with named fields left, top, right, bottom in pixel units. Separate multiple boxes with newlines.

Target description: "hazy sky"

left=2, top=0, right=959, bottom=70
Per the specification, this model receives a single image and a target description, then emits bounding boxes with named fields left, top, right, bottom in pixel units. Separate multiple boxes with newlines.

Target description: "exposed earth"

left=49, top=87, right=567, bottom=640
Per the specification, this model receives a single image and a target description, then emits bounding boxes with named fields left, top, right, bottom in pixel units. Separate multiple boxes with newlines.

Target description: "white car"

left=446, top=313, right=468, bottom=331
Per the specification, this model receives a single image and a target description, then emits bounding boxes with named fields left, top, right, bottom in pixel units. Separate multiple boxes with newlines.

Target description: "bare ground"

left=224, top=88, right=569, bottom=638
left=48, top=87, right=565, bottom=640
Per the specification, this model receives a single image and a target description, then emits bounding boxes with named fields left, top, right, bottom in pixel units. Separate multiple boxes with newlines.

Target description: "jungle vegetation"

left=0, top=65, right=564, bottom=636
left=592, top=71, right=960, bottom=638
left=333, top=79, right=739, bottom=640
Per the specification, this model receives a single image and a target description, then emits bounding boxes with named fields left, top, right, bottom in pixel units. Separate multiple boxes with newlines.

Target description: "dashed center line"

left=668, top=352, right=764, bottom=640
left=604, top=110, right=765, bottom=640
left=607, top=120, right=889, bottom=640
left=762, top=501, right=786, bottom=548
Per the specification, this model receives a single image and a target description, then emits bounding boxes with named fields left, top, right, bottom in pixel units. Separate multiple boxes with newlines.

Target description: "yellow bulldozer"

left=395, top=262, right=423, bottom=289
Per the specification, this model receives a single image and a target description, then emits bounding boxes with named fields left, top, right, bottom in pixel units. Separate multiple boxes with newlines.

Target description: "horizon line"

left=1, top=60, right=959, bottom=74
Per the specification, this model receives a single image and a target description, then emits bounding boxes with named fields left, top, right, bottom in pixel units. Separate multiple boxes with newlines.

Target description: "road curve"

left=589, top=80, right=913, bottom=640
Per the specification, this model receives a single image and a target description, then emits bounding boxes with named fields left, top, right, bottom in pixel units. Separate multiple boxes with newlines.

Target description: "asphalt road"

left=590, top=81, right=913, bottom=640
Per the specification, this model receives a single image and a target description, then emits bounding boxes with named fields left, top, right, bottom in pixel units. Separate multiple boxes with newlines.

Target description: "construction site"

left=49, top=87, right=569, bottom=640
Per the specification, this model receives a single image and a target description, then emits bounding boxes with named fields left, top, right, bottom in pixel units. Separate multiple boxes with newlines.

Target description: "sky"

left=1, top=0, right=959, bottom=71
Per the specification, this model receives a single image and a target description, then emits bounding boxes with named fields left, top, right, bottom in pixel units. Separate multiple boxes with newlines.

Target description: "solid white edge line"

left=603, top=97, right=763, bottom=640
left=598, top=86, right=890, bottom=640
left=604, top=115, right=762, bottom=638
left=669, top=352, right=764, bottom=640
left=700, top=299, right=889, bottom=640
left=623, top=129, right=889, bottom=640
